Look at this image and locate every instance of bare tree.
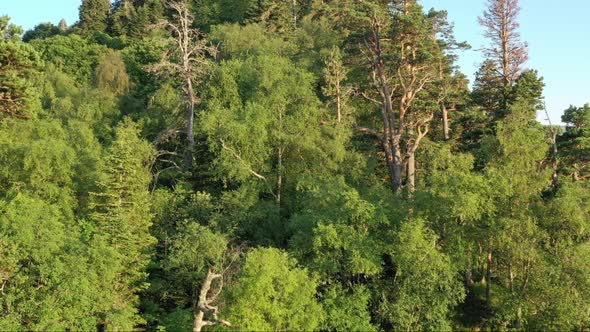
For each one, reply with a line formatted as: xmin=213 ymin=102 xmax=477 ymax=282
xmin=323 ymin=47 xmax=350 ymax=123
xmin=192 ymin=244 xmax=242 ymax=332
xmin=192 ymin=268 xmax=231 ymax=332
xmin=478 ymin=0 xmax=528 ymax=87
xmin=151 ymin=0 xmax=217 ymax=167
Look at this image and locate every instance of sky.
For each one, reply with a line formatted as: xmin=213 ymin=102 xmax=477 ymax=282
xmin=3 ymin=0 xmax=590 ymax=124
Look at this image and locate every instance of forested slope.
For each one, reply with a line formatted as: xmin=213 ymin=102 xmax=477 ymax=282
xmin=1 ymin=0 xmax=589 ymax=330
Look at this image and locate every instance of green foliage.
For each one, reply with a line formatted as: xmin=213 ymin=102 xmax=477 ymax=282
xmin=2 ymin=1 xmax=590 ymax=331
xmin=165 ymin=223 xmax=227 ymax=287
xmin=321 ymin=285 xmax=378 ymax=332
xmin=0 ymin=118 xmax=75 ymax=208
xmin=90 ymin=119 xmax=156 ymax=328
xmin=0 ymin=16 xmax=23 ymax=42
xmin=225 ymin=248 xmax=324 ymax=331
xmin=79 ymin=0 xmax=111 ymax=35
xmin=558 ymin=104 xmax=590 ymax=180
xmin=22 ymin=23 xmax=61 ymax=43
xmin=31 ymin=34 xmax=109 ymax=83
xmin=0 ymin=33 xmax=43 ymax=118
xmin=0 ymin=194 xmax=123 ymax=330
xmin=94 ymin=50 xmax=131 ymax=95
xmin=379 ymin=219 xmax=465 ymax=331
xmin=290 ymin=179 xmax=388 ymax=280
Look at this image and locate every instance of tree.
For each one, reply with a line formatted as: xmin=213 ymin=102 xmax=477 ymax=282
xmin=79 ymin=0 xmax=111 ymax=35
xmin=109 ymin=0 xmax=136 ymax=36
xmin=349 ymin=1 xmax=458 ymax=192
xmin=201 ymin=52 xmax=345 ymax=241
xmin=558 ymin=104 xmax=590 ymax=181
xmin=22 ymin=23 xmax=61 ymax=43
xmin=0 ymin=195 xmax=123 ymax=330
xmin=94 ymin=50 xmax=131 ymax=96
xmin=58 ymin=19 xmax=68 ymax=32
xmin=225 ymin=248 xmax=324 ymax=331
xmin=151 ymin=0 xmax=217 ymax=167
xmin=480 ymin=96 xmax=549 ymax=324
xmin=478 ymin=0 xmax=528 ymax=87
xmin=323 ymin=47 xmax=349 ymax=123
xmin=0 ymin=32 xmax=42 ymax=119
xmin=379 ymin=219 xmax=465 ymax=330
xmin=90 ymin=119 xmax=156 ymax=329
xmin=477 ymin=0 xmax=528 ymax=119
xmin=0 ymin=16 xmax=22 ymax=42
xmin=31 ymin=34 xmax=109 ymax=83
xmin=164 ymin=223 xmax=231 ymax=332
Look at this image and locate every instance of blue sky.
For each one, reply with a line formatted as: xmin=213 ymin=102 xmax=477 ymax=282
xmin=3 ymin=0 xmax=589 ymax=124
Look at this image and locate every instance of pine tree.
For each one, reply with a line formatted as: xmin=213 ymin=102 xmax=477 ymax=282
xmin=479 ymin=0 xmax=528 ymax=87
xmin=558 ymin=104 xmax=590 ymax=181
xmin=109 ymin=0 xmax=136 ymax=36
xmin=0 ymin=19 xmax=42 ymax=119
xmin=79 ymin=0 xmax=111 ymax=35
xmin=90 ymin=119 xmax=156 ymax=329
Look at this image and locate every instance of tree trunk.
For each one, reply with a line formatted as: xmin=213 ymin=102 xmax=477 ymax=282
xmin=192 ymin=269 xmax=230 ymax=332
xmin=407 ymin=150 xmax=416 ymax=193
xmin=186 ymin=101 xmax=195 ymax=167
xmin=277 ymin=147 xmax=283 ymax=209
xmin=193 ymin=270 xmax=217 ymax=332
xmin=336 ymin=81 xmax=342 ymax=123
xmin=442 ymin=103 xmax=450 ymax=140
xmin=485 ymin=250 xmax=493 ymax=312
xmin=391 ymin=136 xmax=403 ymax=191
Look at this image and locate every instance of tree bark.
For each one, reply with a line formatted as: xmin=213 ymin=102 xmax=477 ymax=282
xmin=442 ymin=103 xmax=450 ymax=140
xmin=406 ymin=149 xmax=416 ymax=193
xmin=192 ymin=269 xmax=231 ymax=332
xmin=485 ymin=250 xmax=493 ymax=312
xmin=186 ymin=100 xmax=195 ymax=167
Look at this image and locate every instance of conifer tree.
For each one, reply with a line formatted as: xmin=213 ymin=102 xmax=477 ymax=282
xmin=0 ymin=19 xmax=42 ymax=119
xmin=558 ymin=104 xmax=590 ymax=181
xmin=90 ymin=119 xmax=156 ymax=329
xmin=79 ymin=0 xmax=111 ymax=35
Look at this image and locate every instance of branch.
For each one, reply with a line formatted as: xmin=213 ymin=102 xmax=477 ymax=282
xmin=220 ymin=139 xmax=267 ymax=181
xmin=355 ymin=126 xmax=383 ymax=140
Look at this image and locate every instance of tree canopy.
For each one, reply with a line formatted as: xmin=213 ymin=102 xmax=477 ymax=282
xmin=0 ymin=1 xmax=589 ymax=330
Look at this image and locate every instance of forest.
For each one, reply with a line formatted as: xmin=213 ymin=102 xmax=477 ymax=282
xmin=1 ymin=0 xmax=589 ymax=330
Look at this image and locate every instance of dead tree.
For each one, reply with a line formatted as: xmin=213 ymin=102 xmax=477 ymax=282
xmin=478 ymin=0 xmax=528 ymax=87
xmin=192 ymin=268 xmax=231 ymax=332
xmin=151 ymin=0 xmax=217 ymax=168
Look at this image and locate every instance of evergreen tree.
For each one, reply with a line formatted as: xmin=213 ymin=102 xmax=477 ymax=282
xmin=558 ymin=104 xmax=590 ymax=181
xmin=90 ymin=119 xmax=156 ymax=329
xmin=79 ymin=0 xmax=111 ymax=35
xmin=109 ymin=0 xmax=136 ymax=36
xmin=0 ymin=28 xmax=42 ymax=119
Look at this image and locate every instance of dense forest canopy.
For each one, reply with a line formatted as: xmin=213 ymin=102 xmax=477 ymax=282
xmin=1 ymin=0 xmax=589 ymax=330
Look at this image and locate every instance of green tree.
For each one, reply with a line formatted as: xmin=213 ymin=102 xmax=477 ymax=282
xmin=225 ymin=247 xmax=324 ymax=331
xmin=79 ymin=0 xmax=111 ymax=35
xmin=0 ymin=194 xmax=123 ymax=330
xmin=0 ymin=19 xmax=42 ymax=119
xmin=558 ymin=104 xmax=590 ymax=181
xmin=22 ymin=23 xmax=61 ymax=43
xmin=109 ymin=0 xmax=136 ymax=36
xmin=90 ymin=119 xmax=156 ymax=329
xmin=201 ymin=53 xmax=345 ymax=244
xmin=379 ymin=219 xmax=465 ymax=331
xmin=151 ymin=0 xmax=216 ymax=167
xmin=94 ymin=50 xmax=131 ymax=96
xmin=31 ymin=34 xmax=109 ymax=83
